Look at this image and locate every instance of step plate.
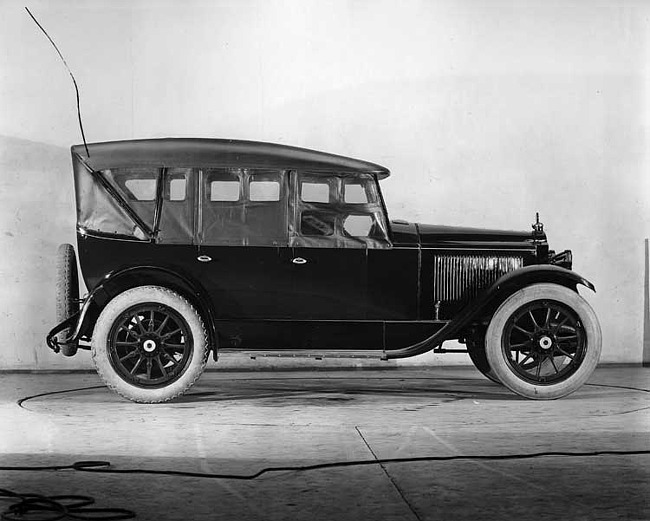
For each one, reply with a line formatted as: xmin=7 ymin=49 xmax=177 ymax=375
xmin=219 ymin=349 xmax=387 ymax=360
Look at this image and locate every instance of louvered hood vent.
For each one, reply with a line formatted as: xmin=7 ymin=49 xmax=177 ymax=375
xmin=433 ymin=254 xmax=523 ymax=302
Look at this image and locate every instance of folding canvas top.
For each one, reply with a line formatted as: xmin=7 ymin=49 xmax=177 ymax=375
xmin=71 ymin=138 xmax=390 ymax=179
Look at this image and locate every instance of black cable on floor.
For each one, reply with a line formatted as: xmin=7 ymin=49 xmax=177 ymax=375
xmin=1 ymin=450 xmax=649 ymax=482
xmin=0 ymin=486 xmax=135 ymax=520
xmin=2 ymin=451 xmax=648 ymax=518
xmin=17 ymin=386 xmax=105 ymax=409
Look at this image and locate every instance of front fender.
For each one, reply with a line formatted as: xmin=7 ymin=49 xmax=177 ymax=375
xmin=383 ymin=265 xmax=595 ymax=359
xmin=452 ymin=264 xmax=595 ymax=340
xmin=487 ymin=264 xmax=595 ymax=294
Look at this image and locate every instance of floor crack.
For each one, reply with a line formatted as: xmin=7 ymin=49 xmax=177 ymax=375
xmin=354 ymin=426 xmax=422 ymax=521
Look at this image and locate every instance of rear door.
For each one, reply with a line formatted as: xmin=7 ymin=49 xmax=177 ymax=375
xmin=196 ymin=168 xmax=294 ymax=319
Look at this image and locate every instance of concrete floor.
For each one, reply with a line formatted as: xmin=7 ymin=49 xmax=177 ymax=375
xmin=0 ymin=366 xmax=648 ymax=520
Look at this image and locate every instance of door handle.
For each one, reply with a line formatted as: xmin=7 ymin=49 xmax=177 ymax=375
xmin=291 ymin=257 xmax=307 ymax=265
xmin=197 ymin=255 xmax=212 ymax=263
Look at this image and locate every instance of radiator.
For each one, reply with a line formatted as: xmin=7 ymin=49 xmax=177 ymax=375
xmin=432 ymin=254 xmax=524 ymax=302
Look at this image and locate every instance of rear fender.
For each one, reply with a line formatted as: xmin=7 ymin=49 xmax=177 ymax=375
xmin=72 ymin=266 xmax=219 ymax=356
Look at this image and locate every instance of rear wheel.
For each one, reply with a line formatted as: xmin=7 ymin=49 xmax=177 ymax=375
xmin=55 ymin=243 xmax=79 ymax=356
xmin=485 ymin=283 xmax=601 ymax=400
xmin=92 ymin=286 xmax=209 ymax=403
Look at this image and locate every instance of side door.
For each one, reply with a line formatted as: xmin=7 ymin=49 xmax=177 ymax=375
xmin=196 ymin=168 xmax=294 ymax=319
xmin=287 ymin=172 xmax=380 ymax=321
xmin=288 ymin=246 xmax=368 ymax=320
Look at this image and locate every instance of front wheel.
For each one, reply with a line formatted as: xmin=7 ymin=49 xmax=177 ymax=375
xmin=466 ymin=335 xmax=501 ymax=385
xmin=92 ymin=286 xmax=209 ymax=403
xmin=485 ymin=283 xmax=601 ymax=400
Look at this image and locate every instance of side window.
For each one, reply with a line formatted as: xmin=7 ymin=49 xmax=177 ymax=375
xmin=250 ymin=179 xmax=280 ymax=201
xmin=301 ymin=180 xmax=331 ymax=203
xmin=243 ymin=170 xmax=286 ymax=244
xmin=164 ymin=171 xmax=189 ymax=201
xmin=210 ymin=180 xmax=241 ymax=201
xmin=343 ymin=215 xmax=373 ymax=237
xmin=169 ymin=177 xmax=187 ymax=201
xmin=102 ymin=167 xmax=160 ymax=230
xmin=124 ymin=178 xmax=157 ymax=201
xmin=293 ymin=171 xmax=390 ymax=249
xmin=201 ymin=168 xmax=288 ymax=246
xmin=343 ymin=182 xmax=369 ymax=204
xmin=158 ymin=168 xmax=194 ymax=244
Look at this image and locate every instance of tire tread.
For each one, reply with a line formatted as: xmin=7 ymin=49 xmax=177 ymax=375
xmin=56 ymin=243 xmax=79 ymax=357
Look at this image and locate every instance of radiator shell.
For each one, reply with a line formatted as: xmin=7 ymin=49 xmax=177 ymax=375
xmin=432 ymin=254 xmax=524 ymax=303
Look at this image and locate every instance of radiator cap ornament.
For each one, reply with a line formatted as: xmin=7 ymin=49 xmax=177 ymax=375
xmin=532 ymin=212 xmax=544 ymax=235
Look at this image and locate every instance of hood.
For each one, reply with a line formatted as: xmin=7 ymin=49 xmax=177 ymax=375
xmin=397 ymin=222 xmax=542 ymax=250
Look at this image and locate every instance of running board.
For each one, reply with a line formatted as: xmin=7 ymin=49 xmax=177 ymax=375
xmin=220 ymin=349 xmax=387 ymax=360
xmin=219 ymin=348 xmax=469 ymax=361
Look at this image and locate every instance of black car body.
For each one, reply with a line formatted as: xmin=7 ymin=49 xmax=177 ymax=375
xmin=48 ymin=138 xmax=601 ymax=402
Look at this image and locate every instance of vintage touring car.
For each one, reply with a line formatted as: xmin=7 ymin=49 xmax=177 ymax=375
xmin=47 ymin=138 xmax=601 ymax=402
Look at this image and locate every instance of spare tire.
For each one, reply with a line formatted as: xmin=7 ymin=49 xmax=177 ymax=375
xmin=56 ymin=243 xmax=79 ymax=356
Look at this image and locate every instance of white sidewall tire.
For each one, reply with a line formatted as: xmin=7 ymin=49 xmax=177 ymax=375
xmin=485 ymin=283 xmax=601 ymax=400
xmin=466 ymin=339 xmax=501 ymax=385
xmin=92 ymin=285 xmax=209 ymax=403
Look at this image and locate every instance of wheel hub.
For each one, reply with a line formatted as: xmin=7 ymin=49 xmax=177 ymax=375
xmin=142 ymin=339 xmax=157 ymax=353
xmin=108 ymin=303 xmax=194 ymax=390
xmin=503 ymin=298 xmax=588 ymax=387
xmin=538 ymin=335 xmax=553 ymax=350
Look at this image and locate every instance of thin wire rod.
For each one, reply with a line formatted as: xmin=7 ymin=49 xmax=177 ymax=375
xmin=25 ymin=6 xmax=90 ymax=156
